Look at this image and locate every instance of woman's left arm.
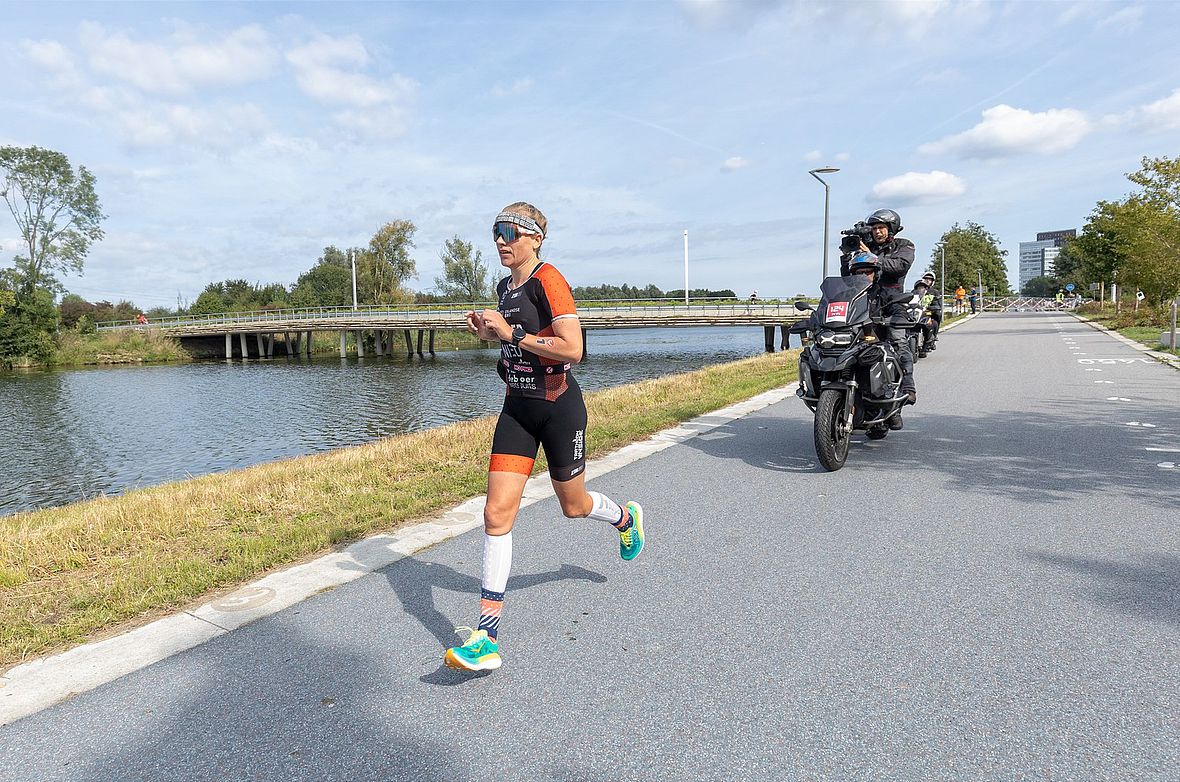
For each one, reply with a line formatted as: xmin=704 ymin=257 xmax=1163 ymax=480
xmin=479 ymin=309 xmax=584 ymax=363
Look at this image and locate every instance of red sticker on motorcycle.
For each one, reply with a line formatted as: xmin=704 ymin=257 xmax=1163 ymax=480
xmin=826 ymin=302 xmax=849 ymax=321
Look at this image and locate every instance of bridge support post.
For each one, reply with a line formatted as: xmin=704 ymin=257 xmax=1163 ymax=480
xmin=428 ymin=329 xmax=436 ymax=354
xmin=355 ymin=331 xmax=365 ymax=358
xmin=283 ymin=332 xmax=292 ymax=356
xmin=581 ymin=327 xmax=588 ymax=362
xmin=239 ymin=333 xmax=249 ymax=360
xmin=340 ymin=331 xmax=347 ymax=358
xmin=780 ymin=324 xmax=790 ymax=350
xmin=305 ymin=331 xmax=312 ymax=356
xmin=416 ymin=330 xmax=424 ymax=356
xmin=403 ymin=329 xmax=413 ymax=356
xmin=266 ymin=334 xmax=274 ymax=357
xmin=764 ymin=326 xmax=776 ymax=353
xmin=256 ymin=333 xmax=265 ymax=358
xmin=225 ymin=333 xmax=233 ymax=360
xmin=374 ymin=330 xmax=384 ymax=356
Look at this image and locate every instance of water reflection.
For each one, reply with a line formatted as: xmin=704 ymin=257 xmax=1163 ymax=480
xmin=0 ymin=327 xmax=770 ymax=515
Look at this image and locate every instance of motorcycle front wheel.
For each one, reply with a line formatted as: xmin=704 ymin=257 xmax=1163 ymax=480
xmin=814 ymin=388 xmax=850 ymax=471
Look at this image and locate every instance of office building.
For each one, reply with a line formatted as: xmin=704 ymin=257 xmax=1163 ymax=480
xmin=1019 ymin=229 xmax=1076 ymax=291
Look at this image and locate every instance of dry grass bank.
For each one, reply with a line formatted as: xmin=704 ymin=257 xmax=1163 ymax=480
xmin=0 ymin=351 xmax=797 ymax=667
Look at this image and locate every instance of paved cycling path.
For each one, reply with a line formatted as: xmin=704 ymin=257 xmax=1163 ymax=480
xmin=2 ymin=313 xmax=1177 ymax=781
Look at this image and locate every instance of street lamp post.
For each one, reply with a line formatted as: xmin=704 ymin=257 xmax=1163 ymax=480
xmin=937 ymin=243 xmax=946 ymax=303
xmin=683 ymin=229 xmax=689 ymax=305
xmin=350 ymin=249 xmax=359 ymax=311
xmin=808 ymin=167 xmax=840 ymax=279
xmin=976 ymin=268 xmax=983 ymax=314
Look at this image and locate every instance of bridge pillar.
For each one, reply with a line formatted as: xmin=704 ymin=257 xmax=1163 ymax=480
xmin=283 ymin=332 xmax=292 ymax=356
xmin=225 ymin=333 xmax=233 ymax=360
xmin=374 ymin=330 xmax=384 ymax=356
xmin=266 ymin=334 xmax=274 ymax=357
xmin=403 ymin=329 xmax=413 ymax=356
xmin=305 ymin=331 xmax=312 ymax=356
xmin=764 ymin=326 xmax=776 ymax=353
xmin=239 ymin=333 xmax=249 ymax=360
xmin=355 ymin=331 xmax=365 ymax=358
xmin=780 ymin=324 xmax=791 ymax=350
xmin=428 ymin=329 xmax=436 ymax=354
xmin=256 ymin=333 xmax=265 ymax=359
xmin=340 ymin=331 xmax=347 ymax=358
xmin=416 ymin=330 xmax=424 ymax=356
xmin=581 ymin=327 xmax=588 ymax=361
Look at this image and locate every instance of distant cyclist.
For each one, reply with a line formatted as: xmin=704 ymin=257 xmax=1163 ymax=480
xmin=446 ymin=201 xmax=645 ymax=673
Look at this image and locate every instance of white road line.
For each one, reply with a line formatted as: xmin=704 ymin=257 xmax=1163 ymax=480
xmin=1145 ymin=447 xmax=1180 ymax=453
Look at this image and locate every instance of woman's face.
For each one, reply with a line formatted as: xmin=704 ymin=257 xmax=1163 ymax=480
xmin=494 ymin=223 xmax=542 ymax=270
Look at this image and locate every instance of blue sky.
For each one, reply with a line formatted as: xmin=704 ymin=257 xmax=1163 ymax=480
xmin=1 ymin=0 xmax=1177 ymax=306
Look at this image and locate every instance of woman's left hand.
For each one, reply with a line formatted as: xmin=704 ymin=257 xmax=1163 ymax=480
xmin=479 ymin=309 xmax=510 ymax=340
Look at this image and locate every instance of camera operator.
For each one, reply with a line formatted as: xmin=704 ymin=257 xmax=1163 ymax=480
xmin=839 ymin=209 xmax=915 ymax=291
xmin=839 ymin=209 xmax=917 ymax=406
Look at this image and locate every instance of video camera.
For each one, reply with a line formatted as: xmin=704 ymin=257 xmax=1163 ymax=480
xmin=839 ymin=221 xmax=874 ymax=254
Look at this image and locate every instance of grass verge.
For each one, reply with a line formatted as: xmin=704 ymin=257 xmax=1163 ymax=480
xmin=0 ymin=351 xmax=797 ymax=668
xmin=49 ymin=329 xmax=192 ymax=367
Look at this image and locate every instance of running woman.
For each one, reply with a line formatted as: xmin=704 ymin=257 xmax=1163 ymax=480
xmin=444 ymin=202 xmax=644 ymax=672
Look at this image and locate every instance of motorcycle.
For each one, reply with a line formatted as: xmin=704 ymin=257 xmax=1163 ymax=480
xmin=790 ymin=276 xmax=912 ymax=471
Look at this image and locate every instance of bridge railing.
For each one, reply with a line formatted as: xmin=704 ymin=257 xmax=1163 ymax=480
xmin=96 ymin=298 xmax=806 ymax=330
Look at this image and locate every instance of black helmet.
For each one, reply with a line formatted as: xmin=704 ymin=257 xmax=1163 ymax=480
xmin=866 ymin=208 xmax=903 ymax=235
xmin=847 ymin=252 xmax=881 ymax=274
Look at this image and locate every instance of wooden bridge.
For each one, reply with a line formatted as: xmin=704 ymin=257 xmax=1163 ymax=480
xmin=101 ymin=300 xmax=811 ymax=360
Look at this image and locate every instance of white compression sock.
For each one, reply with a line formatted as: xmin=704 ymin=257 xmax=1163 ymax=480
xmin=482 ymin=531 xmax=512 ymax=593
xmin=586 ymin=491 xmax=624 ymax=524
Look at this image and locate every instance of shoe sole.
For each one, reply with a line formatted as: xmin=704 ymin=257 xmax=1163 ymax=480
xmin=444 ymin=649 xmax=502 ymax=671
xmin=621 ymin=501 xmax=644 ymax=561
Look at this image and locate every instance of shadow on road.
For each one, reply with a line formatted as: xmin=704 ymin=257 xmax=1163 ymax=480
xmin=683 ymin=402 xmax=1177 ymax=509
xmin=376 ymin=556 xmax=607 ymax=648
xmin=1030 ymin=551 xmax=1180 ymax=627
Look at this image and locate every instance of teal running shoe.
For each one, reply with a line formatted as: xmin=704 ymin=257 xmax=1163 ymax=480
xmin=619 ymin=501 xmax=644 ymax=561
xmin=444 ymin=627 xmax=501 ymax=671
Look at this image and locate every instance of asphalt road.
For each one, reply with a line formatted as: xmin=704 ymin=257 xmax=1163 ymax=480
xmin=2 ymin=313 xmax=1177 ymax=781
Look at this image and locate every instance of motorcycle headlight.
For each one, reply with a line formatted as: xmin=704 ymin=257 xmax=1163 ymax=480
xmin=816 ymin=330 xmax=853 ymax=348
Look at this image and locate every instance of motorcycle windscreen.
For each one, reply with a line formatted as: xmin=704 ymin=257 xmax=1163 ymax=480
xmin=817 ymin=275 xmax=871 ymax=326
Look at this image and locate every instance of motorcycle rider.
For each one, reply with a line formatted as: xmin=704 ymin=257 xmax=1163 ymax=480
xmin=845 ymin=252 xmax=914 ymax=430
xmin=841 ymin=208 xmax=917 ymax=405
xmin=912 ymin=272 xmax=941 ymax=356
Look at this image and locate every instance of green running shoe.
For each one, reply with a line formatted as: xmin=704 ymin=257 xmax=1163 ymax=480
xmin=619 ymin=501 xmax=644 ymax=561
xmin=444 ymin=627 xmax=501 ymax=671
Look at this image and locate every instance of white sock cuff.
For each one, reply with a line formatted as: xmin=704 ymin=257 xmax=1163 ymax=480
xmin=482 ymin=531 xmax=512 ymax=594
xmin=586 ymin=491 xmax=624 ymax=523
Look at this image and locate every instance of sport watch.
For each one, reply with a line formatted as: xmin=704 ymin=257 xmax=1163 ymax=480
xmin=511 ymin=324 xmax=526 ymax=346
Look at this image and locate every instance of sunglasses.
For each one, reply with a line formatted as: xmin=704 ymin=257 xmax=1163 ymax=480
xmin=850 ymin=268 xmax=876 ymax=276
xmin=493 ymin=222 xmax=536 ymax=244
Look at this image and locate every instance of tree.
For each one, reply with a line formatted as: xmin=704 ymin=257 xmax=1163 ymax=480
xmin=434 ymin=236 xmax=490 ymax=301
xmin=924 ymin=222 xmax=1011 ymax=295
xmin=59 ymin=292 xmax=97 ymax=328
xmin=357 ymin=219 xmax=417 ymax=305
xmin=0 ymin=287 xmax=58 ymax=365
xmin=1021 ymin=275 xmax=1058 ymax=297
xmin=291 ymin=262 xmax=352 ymax=308
xmin=0 ymin=146 xmax=105 ymax=295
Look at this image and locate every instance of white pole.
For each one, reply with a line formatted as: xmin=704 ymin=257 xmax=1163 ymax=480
xmin=350 ymin=249 xmax=358 ymax=310
xmin=683 ymin=229 xmax=689 ymax=305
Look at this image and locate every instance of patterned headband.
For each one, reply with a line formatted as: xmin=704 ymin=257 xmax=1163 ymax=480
xmin=494 ymin=212 xmax=544 ymax=238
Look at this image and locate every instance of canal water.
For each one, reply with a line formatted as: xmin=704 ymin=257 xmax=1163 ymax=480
xmin=1 ymin=327 xmax=772 ymax=515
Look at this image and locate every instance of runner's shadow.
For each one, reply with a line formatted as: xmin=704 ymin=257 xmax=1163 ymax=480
xmin=378 ymin=556 xmax=607 ymax=648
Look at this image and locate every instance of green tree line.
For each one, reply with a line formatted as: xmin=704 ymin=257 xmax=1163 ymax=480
xmin=1021 ymin=156 xmax=1180 ymax=305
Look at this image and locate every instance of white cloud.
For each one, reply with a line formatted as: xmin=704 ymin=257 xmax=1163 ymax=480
xmin=492 ymin=78 xmax=535 ymax=98
xmin=677 ymin=0 xmax=788 ymax=31
xmin=917 ymin=67 xmax=961 ymax=86
xmin=78 ymin=22 xmax=279 ymax=95
xmin=1140 ymin=88 xmax=1180 ymax=132
xmin=721 ymin=156 xmax=750 ymax=172
xmin=117 ymin=102 xmax=271 ymax=151
xmin=834 ymin=152 xmax=850 ymax=162
xmin=287 ymin=34 xmax=413 ymax=108
xmin=22 ymin=39 xmax=76 ymax=75
xmin=870 ymin=170 xmax=966 ymax=205
xmin=1097 ymin=5 xmax=1144 ymax=32
xmin=919 ymin=104 xmax=1091 ymax=158
xmin=803 ymin=149 xmax=823 ymax=162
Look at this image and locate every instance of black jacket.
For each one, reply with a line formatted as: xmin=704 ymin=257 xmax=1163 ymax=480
xmin=841 ymin=237 xmax=915 ymax=290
